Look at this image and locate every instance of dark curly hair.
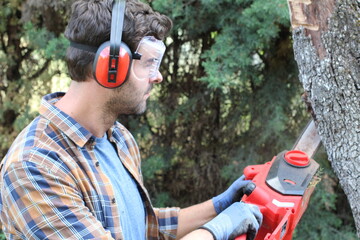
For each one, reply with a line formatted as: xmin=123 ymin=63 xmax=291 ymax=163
xmin=64 ymin=0 xmax=173 ymax=82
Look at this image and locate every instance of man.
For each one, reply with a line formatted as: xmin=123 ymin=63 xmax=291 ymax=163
xmin=0 ymin=0 xmax=262 ymax=239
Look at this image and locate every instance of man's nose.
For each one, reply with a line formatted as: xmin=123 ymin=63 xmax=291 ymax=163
xmin=150 ymin=71 xmax=163 ymax=83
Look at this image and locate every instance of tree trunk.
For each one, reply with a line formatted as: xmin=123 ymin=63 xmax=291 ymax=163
xmin=287 ymin=0 xmax=360 ymax=236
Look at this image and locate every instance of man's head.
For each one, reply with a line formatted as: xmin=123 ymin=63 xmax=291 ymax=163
xmin=64 ymin=0 xmax=172 ymax=82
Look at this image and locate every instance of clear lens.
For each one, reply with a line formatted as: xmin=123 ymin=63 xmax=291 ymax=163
xmin=131 ymin=36 xmax=166 ymax=80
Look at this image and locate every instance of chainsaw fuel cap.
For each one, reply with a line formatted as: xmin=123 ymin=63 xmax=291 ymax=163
xmin=265 ymin=150 xmax=319 ymax=195
xmin=284 ymin=150 xmax=310 ymax=167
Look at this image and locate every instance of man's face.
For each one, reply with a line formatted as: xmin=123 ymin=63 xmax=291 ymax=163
xmin=106 ymin=68 xmax=162 ymax=116
xmin=104 ymin=37 xmax=165 ymax=117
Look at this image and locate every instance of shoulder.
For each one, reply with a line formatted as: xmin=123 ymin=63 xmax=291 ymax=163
xmin=112 ymin=121 xmax=142 ymax=169
xmin=113 ymin=121 xmax=133 ymax=137
xmin=112 ymin=122 xmax=139 ymax=148
xmin=2 ymin=115 xmax=73 ymax=176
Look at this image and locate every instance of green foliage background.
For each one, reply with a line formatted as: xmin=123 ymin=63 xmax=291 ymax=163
xmin=0 ymin=0 xmax=356 ymax=239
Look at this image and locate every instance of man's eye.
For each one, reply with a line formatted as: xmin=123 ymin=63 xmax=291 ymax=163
xmin=145 ymin=58 xmax=159 ymax=66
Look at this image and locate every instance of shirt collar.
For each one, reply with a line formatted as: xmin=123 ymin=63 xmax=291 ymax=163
xmin=39 ymin=92 xmax=93 ymax=148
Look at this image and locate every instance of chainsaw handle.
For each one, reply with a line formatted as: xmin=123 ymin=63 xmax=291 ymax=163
xmin=233 ymin=183 xmax=257 ymax=240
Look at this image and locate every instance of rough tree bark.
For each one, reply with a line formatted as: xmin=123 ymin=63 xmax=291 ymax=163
xmin=287 ymin=0 xmax=360 ymax=236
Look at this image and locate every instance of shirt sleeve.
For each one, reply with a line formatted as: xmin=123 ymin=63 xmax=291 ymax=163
xmin=153 ymin=207 xmax=180 ymax=240
xmin=0 ymin=160 xmax=114 ymax=240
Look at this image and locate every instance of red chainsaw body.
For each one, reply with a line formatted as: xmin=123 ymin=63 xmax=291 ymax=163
xmin=236 ymin=150 xmax=319 ymax=240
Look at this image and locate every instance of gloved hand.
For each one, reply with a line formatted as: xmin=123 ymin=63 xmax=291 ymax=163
xmin=200 ymin=202 xmax=262 ymax=240
xmin=212 ymin=175 xmax=250 ymax=214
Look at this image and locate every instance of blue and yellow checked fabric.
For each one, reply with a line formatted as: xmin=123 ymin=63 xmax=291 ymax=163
xmin=0 ymin=92 xmax=179 ymax=240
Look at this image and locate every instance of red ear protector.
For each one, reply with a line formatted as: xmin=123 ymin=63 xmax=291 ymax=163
xmin=70 ymin=0 xmax=138 ymax=88
xmin=93 ymin=40 xmax=131 ymax=88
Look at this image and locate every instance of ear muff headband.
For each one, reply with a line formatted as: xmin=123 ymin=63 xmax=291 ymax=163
xmin=92 ymin=0 xmax=131 ymax=88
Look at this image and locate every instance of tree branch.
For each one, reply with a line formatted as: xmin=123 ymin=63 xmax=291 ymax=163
xmin=29 ymin=59 xmax=51 ymax=80
xmin=0 ymin=33 xmax=6 ymax=54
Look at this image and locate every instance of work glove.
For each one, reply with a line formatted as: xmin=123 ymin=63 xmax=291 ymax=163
xmin=200 ymin=202 xmax=262 ymax=240
xmin=212 ymin=175 xmax=250 ymax=214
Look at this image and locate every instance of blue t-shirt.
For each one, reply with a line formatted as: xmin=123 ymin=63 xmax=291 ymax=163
xmin=94 ymin=133 xmax=145 ymax=240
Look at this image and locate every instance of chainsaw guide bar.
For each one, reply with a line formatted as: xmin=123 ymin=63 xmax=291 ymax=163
xmin=292 ymin=120 xmax=321 ymax=159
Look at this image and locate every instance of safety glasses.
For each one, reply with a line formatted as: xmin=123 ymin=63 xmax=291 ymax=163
xmin=131 ymin=36 xmax=166 ymax=80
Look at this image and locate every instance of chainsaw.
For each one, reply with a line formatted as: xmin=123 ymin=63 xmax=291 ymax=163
xmin=236 ymin=120 xmax=322 ymax=240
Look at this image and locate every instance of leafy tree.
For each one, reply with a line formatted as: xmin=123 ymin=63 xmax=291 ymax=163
xmin=0 ymin=0 xmax=70 ymax=157
xmin=139 ymin=0 xmax=308 ymax=206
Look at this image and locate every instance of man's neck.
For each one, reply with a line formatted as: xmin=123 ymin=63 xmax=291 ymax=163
xmin=55 ymin=81 xmax=116 ymax=138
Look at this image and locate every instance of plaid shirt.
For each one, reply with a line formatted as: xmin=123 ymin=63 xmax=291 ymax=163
xmin=0 ymin=92 xmax=179 ymax=240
